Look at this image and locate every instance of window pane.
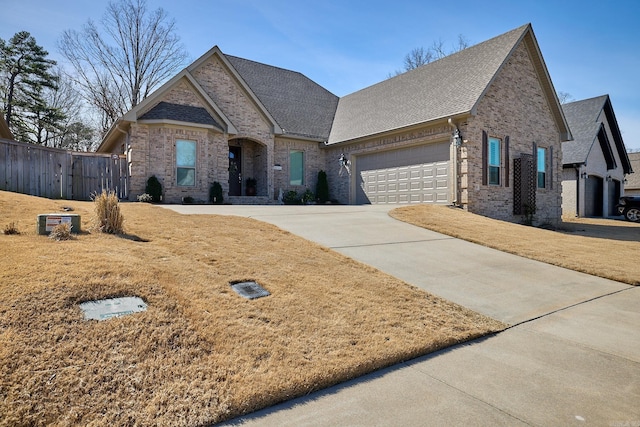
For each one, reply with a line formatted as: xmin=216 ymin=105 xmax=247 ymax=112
xmin=489 ymin=166 xmax=500 ymax=185
xmin=488 ymin=137 xmax=500 ymax=185
xmin=537 ymin=147 xmax=546 ymax=172
xmin=176 ymin=140 xmax=196 ymax=167
xmin=177 ymin=168 xmax=195 ymax=186
xmin=537 ymin=147 xmax=546 ymax=188
xmin=290 ymin=150 xmax=304 ymax=185
xmin=538 ymin=172 xmax=546 ymax=188
xmin=489 ymin=138 xmax=500 ymax=166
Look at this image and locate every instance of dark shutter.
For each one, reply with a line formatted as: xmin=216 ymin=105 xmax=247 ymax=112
xmin=532 ymin=141 xmax=537 ymax=190
xmin=504 ymin=136 xmax=510 ymax=188
xmin=549 ymin=145 xmax=553 ymax=189
xmin=482 ymin=130 xmax=488 ymax=186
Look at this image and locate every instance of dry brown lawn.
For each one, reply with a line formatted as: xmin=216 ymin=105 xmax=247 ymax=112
xmin=391 ymin=205 xmax=640 ymax=286
xmin=0 ymin=191 xmax=504 ymax=426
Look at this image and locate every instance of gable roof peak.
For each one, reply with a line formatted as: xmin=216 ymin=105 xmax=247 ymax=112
xmin=562 ymin=94 xmax=632 ymax=173
xmin=564 ymin=94 xmax=609 ymax=110
xmin=328 ymin=23 xmax=570 ymax=144
xmin=224 ymin=54 xmax=339 ymax=140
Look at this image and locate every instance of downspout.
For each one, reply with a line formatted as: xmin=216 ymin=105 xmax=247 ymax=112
xmin=448 ymin=118 xmax=460 ymax=206
xmin=114 ymin=122 xmax=129 ymax=154
xmin=115 ymin=122 xmax=131 ymax=199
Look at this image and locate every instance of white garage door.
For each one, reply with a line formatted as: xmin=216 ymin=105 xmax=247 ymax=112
xmin=355 ymin=143 xmax=450 ymax=204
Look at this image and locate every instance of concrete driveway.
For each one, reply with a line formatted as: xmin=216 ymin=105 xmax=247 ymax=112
xmin=163 ymin=204 xmax=640 ymax=426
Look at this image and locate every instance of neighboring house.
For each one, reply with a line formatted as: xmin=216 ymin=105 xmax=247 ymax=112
xmin=97 ymin=23 xmax=570 ymax=224
xmin=561 ymin=95 xmax=633 ymax=217
xmin=0 ymin=115 xmax=13 ymax=140
xmin=625 ymin=152 xmax=640 ymax=196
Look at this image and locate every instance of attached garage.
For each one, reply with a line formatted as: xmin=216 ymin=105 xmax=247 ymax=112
xmin=355 ymin=142 xmax=450 ymax=204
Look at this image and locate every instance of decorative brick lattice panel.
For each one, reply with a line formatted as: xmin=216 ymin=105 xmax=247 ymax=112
xmin=513 ymin=154 xmax=536 ymax=215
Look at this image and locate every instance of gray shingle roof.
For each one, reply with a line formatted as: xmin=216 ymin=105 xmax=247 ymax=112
xmin=226 ymin=55 xmax=339 ymax=140
xmin=139 ymin=101 xmax=220 ymax=128
xmin=561 ymin=95 xmax=609 ymax=165
xmin=627 ymin=152 xmax=640 ymax=190
xmin=327 ymin=24 xmax=530 ymax=144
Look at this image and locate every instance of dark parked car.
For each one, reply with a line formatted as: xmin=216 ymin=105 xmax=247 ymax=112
xmin=616 ymin=196 xmax=640 ymax=222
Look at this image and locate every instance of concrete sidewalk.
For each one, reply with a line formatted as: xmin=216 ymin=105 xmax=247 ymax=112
xmin=162 ymin=204 xmax=640 ymax=426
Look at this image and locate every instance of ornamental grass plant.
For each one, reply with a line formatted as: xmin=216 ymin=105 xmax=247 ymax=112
xmin=92 ymin=189 xmax=124 ymax=234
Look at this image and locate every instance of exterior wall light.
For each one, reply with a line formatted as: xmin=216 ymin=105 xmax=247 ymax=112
xmin=452 ymin=128 xmax=462 ymax=146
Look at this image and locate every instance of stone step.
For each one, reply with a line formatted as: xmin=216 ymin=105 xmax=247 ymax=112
xmin=227 ymin=196 xmax=274 ymax=205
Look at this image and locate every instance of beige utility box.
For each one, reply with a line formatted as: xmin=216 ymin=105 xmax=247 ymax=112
xmin=37 ymin=214 xmax=81 ymax=235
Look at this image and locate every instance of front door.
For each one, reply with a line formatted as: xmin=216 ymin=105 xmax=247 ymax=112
xmin=229 ymin=146 xmax=242 ymax=196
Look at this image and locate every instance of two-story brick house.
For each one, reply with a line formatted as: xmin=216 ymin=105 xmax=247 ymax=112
xmin=97 ymin=23 xmax=571 ymax=224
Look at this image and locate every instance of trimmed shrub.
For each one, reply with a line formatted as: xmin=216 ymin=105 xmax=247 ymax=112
xmin=92 ymin=190 xmax=124 ymax=234
xmin=302 ymin=188 xmax=315 ymax=204
xmin=315 ymin=170 xmax=329 ymax=203
xmin=137 ymin=193 xmax=153 ymax=203
xmin=283 ymin=190 xmax=300 ymax=205
xmin=145 ymin=176 xmax=163 ymax=203
xmin=209 ymin=182 xmax=223 ymax=204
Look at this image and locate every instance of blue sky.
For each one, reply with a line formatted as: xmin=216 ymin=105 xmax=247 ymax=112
xmin=2 ymin=0 xmax=639 ymax=149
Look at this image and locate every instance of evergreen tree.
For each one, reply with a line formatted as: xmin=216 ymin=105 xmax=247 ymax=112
xmin=0 ymin=31 xmax=61 ymax=143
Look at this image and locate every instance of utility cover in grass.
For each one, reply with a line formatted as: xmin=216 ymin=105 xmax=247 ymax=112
xmin=231 ymin=281 xmax=270 ymax=299
xmin=79 ymin=296 xmax=147 ymax=321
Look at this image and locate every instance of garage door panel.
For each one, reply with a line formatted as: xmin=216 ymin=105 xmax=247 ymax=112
xmin=423 ymin=168 xmax=435 ymax=178
xmin=356 ymin=142 xmax=450 ymax=205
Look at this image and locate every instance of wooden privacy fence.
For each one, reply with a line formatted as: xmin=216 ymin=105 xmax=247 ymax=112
xmin=0 ymin=138 xmax=128 ymax=201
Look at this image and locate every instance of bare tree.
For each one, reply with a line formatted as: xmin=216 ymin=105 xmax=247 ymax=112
xmin=402 ymin=46 xmax=434 ymax=71
xmin=59 ymin=0 xmax=189 ymax=133
xmin=390 ymin=34 xmax=470 ymax=77
xmin=557 ymin=91 xmax=575 ymax=104
xmin=42 ymin=68 xmax=99 ymax=150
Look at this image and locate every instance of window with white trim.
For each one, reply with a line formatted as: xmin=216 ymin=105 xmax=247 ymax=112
xmin=176 ymin=139 xmax=196 ymax=186
xmin=488 ymin=137 xmax=501 ymax=185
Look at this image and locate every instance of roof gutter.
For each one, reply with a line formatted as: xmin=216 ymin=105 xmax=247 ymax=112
xmin=326 ymin=114 xmax=471 ymax=148
xmin=97 ymin=119 xmax=130 ymax=153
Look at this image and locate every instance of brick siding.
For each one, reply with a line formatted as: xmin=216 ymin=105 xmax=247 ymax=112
xmin=459 ymin=42 xmax=563 ymax=224
xmin=121 ymin=42 xmax=564 ymax=222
